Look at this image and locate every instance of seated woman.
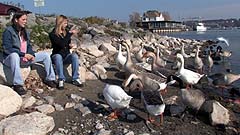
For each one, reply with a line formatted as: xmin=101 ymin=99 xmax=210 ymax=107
xmin=49 ymin=15 xmax=83 ymax=89
xmin=2 ymin=11 xmax=56 ymax=95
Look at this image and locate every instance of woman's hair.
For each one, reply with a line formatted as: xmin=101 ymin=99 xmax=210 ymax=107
xmin=55 ymin=15 xmax=68 ymax=37
xmin=11 ymin=11 xmax=28 ymax=40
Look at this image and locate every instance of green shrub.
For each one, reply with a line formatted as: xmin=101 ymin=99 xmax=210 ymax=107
xmin=30 ymin=25 xmax=52 ymax=49
xmin=83 ymin=16 xmax=105 ymax=25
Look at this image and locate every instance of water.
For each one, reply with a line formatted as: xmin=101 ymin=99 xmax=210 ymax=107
xmin=165 ymin=29 xmax=240 ymax=87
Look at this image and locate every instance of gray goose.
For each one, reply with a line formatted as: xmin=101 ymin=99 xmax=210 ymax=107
xmin=194 ymin=46 xmax=204 ymax=74
xmin=143 ymin=51 xmax=176 ymax=79
xmin=168 ymin=75 xmax=206 ymax=117
xmin=208 ymin=72 xmax=240 ymax=95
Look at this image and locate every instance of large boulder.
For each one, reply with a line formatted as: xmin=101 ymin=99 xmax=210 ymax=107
xmin=0 ymin=84 xmax=22 ymax=116
xmin=201 ymin=100 xmax=230 ymax=125
xmin=0 ymin=112 xmax=55 ymax=135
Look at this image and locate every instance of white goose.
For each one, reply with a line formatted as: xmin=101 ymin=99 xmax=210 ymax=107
xmin=135 ymin=43 xmax=144 ymax=63
xmin=181 ymin=44 xmax=191 ymax=58
xmin=176 ymin=53 xmax=205 ymax=88
xmin=156 ymin=47 xmax=166 ymax=67
xmin=103 ymin=84 xmax=132 ymax=120
xmin=206 ymin=50 xmax=213 ymax=73
xmin=115 ymin=43 xmax=127 ymax=70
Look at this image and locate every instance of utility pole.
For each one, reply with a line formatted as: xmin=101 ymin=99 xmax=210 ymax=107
xmin=33 ymin=0 xmax=45 ymax=16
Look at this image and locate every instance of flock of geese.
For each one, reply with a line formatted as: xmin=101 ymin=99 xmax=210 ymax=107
xmin=102 ymin=37 xmax=240 ymax=127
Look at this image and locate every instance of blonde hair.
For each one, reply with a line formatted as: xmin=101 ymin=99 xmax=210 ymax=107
xmin=55 ymin=15 xmax=68 ymax=37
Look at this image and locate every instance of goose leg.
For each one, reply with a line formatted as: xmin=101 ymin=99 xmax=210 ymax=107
xmin=108 ymin=109 xmax=120 ymax=121
xmin=147 ymin=113 xmax=155 ymax=123
xmin=160 ymin=113 xmax=164 ymax=125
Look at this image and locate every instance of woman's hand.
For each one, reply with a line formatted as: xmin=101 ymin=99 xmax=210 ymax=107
xmin=69 ymin=29 xmax=79 ymax=35
xmin=24 ymin=54 xmax=35 ymax=61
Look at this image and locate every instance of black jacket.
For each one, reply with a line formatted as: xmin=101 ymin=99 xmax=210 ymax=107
xmin=49 ymin=29 xmax=72 ymax=58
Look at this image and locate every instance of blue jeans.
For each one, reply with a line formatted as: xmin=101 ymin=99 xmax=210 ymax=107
xmin=51 ymin=53 xmax=80 ymax=81
xmin=3 ymin=52 xmax=56 ymax=85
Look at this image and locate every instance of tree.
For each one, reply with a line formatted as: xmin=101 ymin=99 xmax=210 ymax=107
xmin=129 ymin=12 xmax=141 ymax=28
xmin=162 ymin=11 xmax=171 ymax=21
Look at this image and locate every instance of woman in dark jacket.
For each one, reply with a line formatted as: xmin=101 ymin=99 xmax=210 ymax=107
xmin=2 ymin=11 xmax=56 ymax=95
xmin=49 ymin=15 xmax=83 ymax=89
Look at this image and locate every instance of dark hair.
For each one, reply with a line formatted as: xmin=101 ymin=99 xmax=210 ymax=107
xmin=11 ymin=11 xmax=28 ymax=40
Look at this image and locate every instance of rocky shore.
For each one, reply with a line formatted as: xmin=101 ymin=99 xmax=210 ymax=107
xmin=0 ymin=14 xmax=239 ymax=135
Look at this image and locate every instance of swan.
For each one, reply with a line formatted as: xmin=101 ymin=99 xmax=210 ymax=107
xmin=103 ymin=84 xmax=133 ymax=120
xmin=217 ymin=37 xmax=229 ymax=46
xmin=169 ymin=75 xmax=206 ymax=117
xmin=194 ymin=46 xmax=204 ymax=73
xmin=115 ymin=43 xmax=127 ymax=70
xmin=176 ymin=53 xmax=205 ymax=88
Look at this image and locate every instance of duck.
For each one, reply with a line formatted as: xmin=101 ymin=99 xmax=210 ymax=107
xmin=181 ymin=44 xmax=191 ymax=58
xmin=194 ymin=46 xmax=204 ymax=73
xmin=169 ymin=75 xmax=206 ymax=117
xmin=115 ymin=43 xmax=127 ymax=70
xmin=143 ymin=51 xmax=176 ymax=79
xmin=176 ymin=53 xmax=205 ymax=89
xmin=103 ymin=84 xmax=133 ymax=120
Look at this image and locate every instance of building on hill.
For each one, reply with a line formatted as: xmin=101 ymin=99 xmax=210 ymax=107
xmin=136 ymin=10 xmax=187 ymax=33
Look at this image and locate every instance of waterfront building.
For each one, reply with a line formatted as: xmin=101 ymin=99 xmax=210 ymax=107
xmin=136 ymin=10 xmax=187 ymax=33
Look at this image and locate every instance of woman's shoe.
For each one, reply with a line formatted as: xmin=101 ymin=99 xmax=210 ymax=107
xmin=72 ymin=79 xmax=84 ymax=87
xmin=58 ymin=80 xmax=64 ymax=90
xmin=13 ymin=85 xmax=27 ymax=95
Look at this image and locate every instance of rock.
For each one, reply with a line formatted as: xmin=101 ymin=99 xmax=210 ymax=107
xmin=21 ymin=96 xmax=37 ymax=109
xmin=0 ymin=62 xmax=31 ymax=85
xmin=0 ymin=84 xmax=22 ymax=116
xmin=85 ymin=71 xmax=98 ymax=80
xmin=79 ymin=66 xmax=86 ymax=83
xmin=44 ymin=96 xmax=55 ymax=105
xmin=0 ymin=112 xmax=55 ymax=135
xmin=94 ymin=129 xmax=111 ymax=135
xmin=53 ymin=103 xmax=64 ymax=111
xmin=201 ymin=100 xmax=230 ymax=125
xmin=95 ymin=123 xmax=104 ymax=130
xmin=65 ymin=102 xmax=76 ymax=108
xmin=99 ymin=43 xmax=117 ymax=54
xmin=170 ymin=104 xmax=185 ymax=117
xmin=127 ymin=114 xmax=137 ymax=121
xmin=90 ymin=64 xmax=107 ymax=80
xmin=35 ymin=104 xmax=55 ymax=114
xmin=87 ymin=46 xmax=104 ymax=57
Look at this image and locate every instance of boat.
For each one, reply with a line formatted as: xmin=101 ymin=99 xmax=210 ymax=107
xmin=195 ymin=23 xmax=207 ymax=32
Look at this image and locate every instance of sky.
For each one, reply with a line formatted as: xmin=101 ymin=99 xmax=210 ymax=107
xmin=4 ymin=0 xmax=240 ymax=22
